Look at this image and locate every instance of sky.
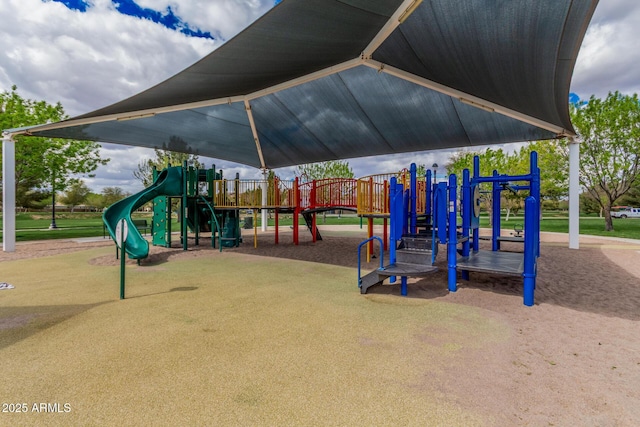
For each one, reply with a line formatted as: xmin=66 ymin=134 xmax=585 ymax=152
xmin=1 ymin=0 xmax=639 ymax=194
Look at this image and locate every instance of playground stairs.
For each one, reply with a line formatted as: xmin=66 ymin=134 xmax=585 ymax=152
xmin=360 ymin=234 xmax=438 ymax=294
xmin=414 ymin=216 xmax=432 ymax=234
xmin=302 ymin=211 xmax=323 ymax=241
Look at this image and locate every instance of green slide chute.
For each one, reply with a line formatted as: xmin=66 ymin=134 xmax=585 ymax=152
xmin=103 ymin=167 xmax=183 ymax=259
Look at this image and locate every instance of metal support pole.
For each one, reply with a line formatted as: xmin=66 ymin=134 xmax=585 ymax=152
xmin=274 ymin=209 xmax=279 ymax=244
xmin=447 ymin=174 xmax=458 ymax=292
xmin=425 ymin=169 xmax=432 ymax=227
xmin=523 ymin=197 xmax=537 ymax=306
xmin=530 ymin=151 xmax=541 ymax=257
xmin=182 ymin=161 xmax=188 ymax=251
xmin=389 ymin=177 xmax=398 ymax=285
xmin=472 ymin=156 xmax=480 ymax=252
xmin=293 ymin=177 xmax=299 ymax=245
xmin=492 ymin=170 xmax=501 ymax=251
xmin=568 ymin=139 xmax=580 ymax=249
xmin=367 ymin=217 xmax=374 ymax=263
xmin=120 ymin=221 xmax=126 ymax=300
xmin=461 ymin=169 xmax=471 ymax=281
xmin=409 ymin=163 xmax=417 ymax=234
xmin=49 ymin=171 xmax=58 ymax=229
xmin=261 ymin=169 xmax=268 ymax=232
xmin=2 ymin=134 xmax=16 ymax=252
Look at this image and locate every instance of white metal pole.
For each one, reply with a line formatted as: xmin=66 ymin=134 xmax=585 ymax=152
xmin=568 ymin=138 xmax=580 ymax=249
xmin=2 ymin=133 xmax=16 ymax=252
xmin=261 ymin=169 xmax=268 ymax=232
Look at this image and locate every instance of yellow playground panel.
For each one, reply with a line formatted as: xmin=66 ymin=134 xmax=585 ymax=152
xmin=357 ymin=171 xmax=427 ymax=216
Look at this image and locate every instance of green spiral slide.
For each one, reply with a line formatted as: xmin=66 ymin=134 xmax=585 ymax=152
xmin=103 ymin=166 xmax=183 ymax=259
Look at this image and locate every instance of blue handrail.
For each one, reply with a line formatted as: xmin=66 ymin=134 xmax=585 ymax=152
xmin=357 ymin=236 xmax=384 ymax=289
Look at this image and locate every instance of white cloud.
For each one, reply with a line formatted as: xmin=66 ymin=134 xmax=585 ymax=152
xmin=80 ymin=145 xmax=155 ymax=193
xmin=572 ymin=1 xmax=640 ymax=99
xmin=0 ymin=0 xmax=217 ymax=115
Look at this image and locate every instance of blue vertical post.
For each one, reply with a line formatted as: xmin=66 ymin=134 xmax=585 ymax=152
xmin=409 ymin=163 xmax=417 ymax=234
xmin=389 ymin=177 xmax=398 ymax=284
xmin=530 ymin=151 xmax=541 ymax=257
xmin=461 ymin=169 xmax=471 ymax=281
xmin=472 ymin=156 xmax=480 ymax=252
xmin=523 ymin=196 xmax=536 ymax=306
xmin=492 ymin=170 xmax=501 ymax=252
xmin=447 ymin=174 xmax=458 ymax=292
xmin=400 ymin=185 xmax=409 ymax=295
xmin=402 ymin=190 xmax=409 ymax=237
xmin=425 ymin=169 xmax=432 ymax=227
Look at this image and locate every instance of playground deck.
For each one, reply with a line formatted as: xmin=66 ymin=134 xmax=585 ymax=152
xmin=456 ymin=251 xmax=524 ymax=276
xmin=378 ymin=263 xmax=438 ymax=277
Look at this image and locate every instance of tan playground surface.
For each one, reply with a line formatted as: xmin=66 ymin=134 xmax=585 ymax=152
xmin=1 ymin=226 xmax=639 ymax=426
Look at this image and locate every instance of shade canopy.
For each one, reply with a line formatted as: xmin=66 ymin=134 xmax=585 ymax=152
xmin=17 ymin=0 xmax=598 ymax=169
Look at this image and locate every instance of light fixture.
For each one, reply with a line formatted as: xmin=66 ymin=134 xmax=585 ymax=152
xmin=398 ymin=0 xmax=423 ymax=24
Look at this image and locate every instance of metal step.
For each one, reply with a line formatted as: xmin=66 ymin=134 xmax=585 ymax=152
xmin=359 ymin=264 xmax=438 ymax=294
xmin=377 ymin=263 xmax=438 ymax=277
xmin=359 ymin=270 xmax=386 ymax=294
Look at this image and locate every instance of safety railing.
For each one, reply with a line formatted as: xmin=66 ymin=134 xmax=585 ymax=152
xmin=357 ymin=236 xmax=385 ymax=290
xmin=209 ymin=172 xmax=425 ymax=214
xmin=298 ymin=178 xmax=358 ymax=210
xmin=212 ymin=178 xmax=297 ymax=209
xmin=357 ymin=170 xmax=428 ymax=216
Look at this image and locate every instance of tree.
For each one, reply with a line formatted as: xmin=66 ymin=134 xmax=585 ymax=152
xmin=615 ymin=170 xmax=640 ymax=207
xmin=1 ymin=86 xmax=109 ymax=213
xmin=85 ymin=192 xmax=105 ymax=210
xmin=516 ymin=141 xmax=568 ymax=203
xmin=296 ymin=160 xmax=354 ymax=222
xmin=296 ymin=160 xmax=354 ymax=180
xmin=446 ymin=148 xmax=510 ymax=220
xmin=580 ymin=192 xmax=601 ymax=215
xmin=133 ymin=146 xmax=203 ymax=187
xmin=60 ymin=179 xmax=91 ymax=212
xmin=446 ymin=147 xmax=510 ymax=182
xmin=101 ymin=187 xmax=129 ymax=208
xmin=567 ymin=92 xmax=640 ymax=231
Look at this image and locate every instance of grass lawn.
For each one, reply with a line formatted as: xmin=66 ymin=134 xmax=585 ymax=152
xmin=0 ymin=212 xmax=155 ymax=242
xmin=482 ymin=216 xmax=640 ymax=240
xmin=1 ymin=211 xmax=639 ymax=242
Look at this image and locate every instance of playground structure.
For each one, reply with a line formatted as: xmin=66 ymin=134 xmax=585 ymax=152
xmin=102 ymin=162 xmax=417 ymax=260
xmin=103 ymin=153 xmax=541 ymax=306
xmin=450 ymin=151 xmax=541 ymax=306
xmin=103 ymin=162 xmax=235 ymax=260
xmin=358 ymin=151 xmax=541 ymax=306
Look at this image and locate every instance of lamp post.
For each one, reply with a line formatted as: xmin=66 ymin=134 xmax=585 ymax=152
xmin=431 ymin=163 xmax=438 ymax=186
xmin=49 ymin=171 xmax=58 ymax=229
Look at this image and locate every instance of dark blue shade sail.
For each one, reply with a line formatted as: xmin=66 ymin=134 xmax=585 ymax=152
xmin=22 ymin=0 xmax=598 ymax=169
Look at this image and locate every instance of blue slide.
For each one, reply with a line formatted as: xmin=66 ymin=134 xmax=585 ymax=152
xmin=103 ymin=166 xmax=183 ymax=259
